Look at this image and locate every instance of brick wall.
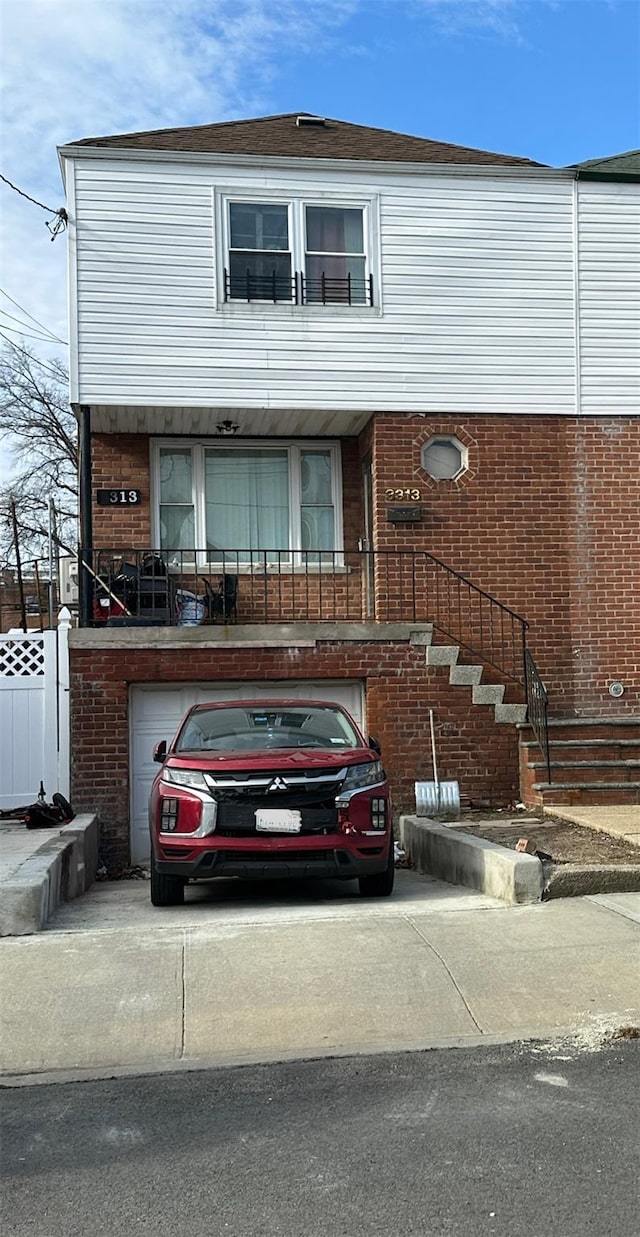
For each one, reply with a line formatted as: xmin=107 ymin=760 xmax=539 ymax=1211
xmin=91 ymin=435 xmax=363 ymax=552
xmin=87 ymin=413 xmax=640 ymax=714
xmin=70 ymin=640 xmax=520 ymax=866
xmin=92 ymin=435 xmax=152 ymax=545
xmin=368 ymin=414 xmax=640 ymax=714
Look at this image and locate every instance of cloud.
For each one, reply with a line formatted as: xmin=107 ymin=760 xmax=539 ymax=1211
xmin=0 ymin=0 xmax=356 ymax=348
xmin=412 ymin=0 xmax=526 ymax=39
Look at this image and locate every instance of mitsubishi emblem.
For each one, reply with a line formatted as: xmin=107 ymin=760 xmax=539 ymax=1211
xmin=267 ymin=776 xmax=288 ymax=793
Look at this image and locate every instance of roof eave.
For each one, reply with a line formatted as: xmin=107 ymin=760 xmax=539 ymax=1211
xmin=575 ymin=169 xmax=640 ymax=183
xmin=56 ymin=144 xmax=565 ymax=178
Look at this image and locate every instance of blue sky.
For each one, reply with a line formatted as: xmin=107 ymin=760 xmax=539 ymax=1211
xmin=276 ymin=0 xmax=640 ymax=167
xmin=0 ymin=0 xmax=638 ymax=381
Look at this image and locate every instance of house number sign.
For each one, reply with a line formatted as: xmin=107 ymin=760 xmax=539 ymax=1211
xmin=384 ymin=487 xmax=421 ymax=501
xmin=96 ymin=489 xmax=142 ymax=506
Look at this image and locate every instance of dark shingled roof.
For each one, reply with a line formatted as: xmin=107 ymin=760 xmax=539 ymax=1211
xmin=66 ymin=112 xmax=543 ymax=167
xmin=571 ymin=149 xmax=640 ymax=176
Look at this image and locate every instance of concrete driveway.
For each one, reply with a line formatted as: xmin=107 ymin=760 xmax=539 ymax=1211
xmin=47 ymin=867 xmax=504 ymax=932
xmin=2 ymin=865 xmax=639 ymax=1080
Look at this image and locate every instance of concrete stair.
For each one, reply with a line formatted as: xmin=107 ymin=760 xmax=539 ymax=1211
xmin=419 ymin=636 xmax=527 ymax=726
xmin=519 ymin=718 xmax=640 ymax=806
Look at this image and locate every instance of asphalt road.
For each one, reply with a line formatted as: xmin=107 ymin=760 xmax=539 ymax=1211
xmin=2 ymin=1039 xmax=639 ymax=1236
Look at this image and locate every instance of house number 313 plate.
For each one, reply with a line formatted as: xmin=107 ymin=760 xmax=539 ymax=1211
xmin=96 ymin=489 xmax=142 ymax=506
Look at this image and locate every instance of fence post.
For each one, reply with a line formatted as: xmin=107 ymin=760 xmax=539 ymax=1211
xmin=57 ymin=607 xmax=71 ymax=799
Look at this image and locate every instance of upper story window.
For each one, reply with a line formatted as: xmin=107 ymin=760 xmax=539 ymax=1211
xmin=304 ymin=207 xmax=367 ymax=305
xmin=228 ymin=203 xmax=293 ymax=302
xmin=221 ymin=196 xmax=375 ymax=307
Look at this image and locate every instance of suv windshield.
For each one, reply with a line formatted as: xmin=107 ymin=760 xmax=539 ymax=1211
xmin=176 ymin=704 xmax=362 ymax=753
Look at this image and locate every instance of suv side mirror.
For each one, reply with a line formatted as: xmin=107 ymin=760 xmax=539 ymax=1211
xmin=153 ymin=740 xmax=167 ymax=764
xmin=368 ymin=736 xmax=381 ymax=754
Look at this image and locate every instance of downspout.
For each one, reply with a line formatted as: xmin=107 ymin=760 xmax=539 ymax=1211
xmin=572 ymin=171 xmax=581 ymax=417
xmin=78 ymin=403 xmax=93 ymax=625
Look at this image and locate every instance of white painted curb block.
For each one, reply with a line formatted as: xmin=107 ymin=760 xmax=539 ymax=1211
xmin=399 ymin=815 xmax=544 ymax=905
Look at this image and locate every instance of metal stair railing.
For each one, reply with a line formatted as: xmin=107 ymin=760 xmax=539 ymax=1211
xmin=524 ymin=649 xmax=551 ymax=783
xmin=81 ymin=543 xmax=550 ymax=773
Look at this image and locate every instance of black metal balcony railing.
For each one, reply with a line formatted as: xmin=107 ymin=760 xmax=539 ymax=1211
xmin=224 ymin=270 xmax=375 ymax=306
xmin=83 ymin=545 xmax=549 ymax=775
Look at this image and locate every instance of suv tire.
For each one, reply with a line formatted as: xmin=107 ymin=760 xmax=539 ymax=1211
xmin=150 ymin=856 xmax=185 ymax=907
xmin=358 ymin=841 xmax=395 ymax=898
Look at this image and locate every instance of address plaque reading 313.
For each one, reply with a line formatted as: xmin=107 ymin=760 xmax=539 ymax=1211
xmin=384 ymin=488 xmax=421 ymax=501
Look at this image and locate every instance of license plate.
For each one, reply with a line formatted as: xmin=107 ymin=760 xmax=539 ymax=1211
xmin=255 ymin=808 xmax=302 ymax=833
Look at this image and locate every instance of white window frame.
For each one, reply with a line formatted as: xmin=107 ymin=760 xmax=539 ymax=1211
xmin=151 ymin=438 xmax=344 ymax=569
xmin=215 ymin=189 xmax=379 ymax=313
xmin=421 ymin=435 xmax=469 ymax=481
xmin=303 ymin=204 xmax=368 ymax=304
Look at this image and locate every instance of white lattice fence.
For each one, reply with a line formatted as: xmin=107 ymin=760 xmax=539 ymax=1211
xmin=0 ymin=613 xmax=70 ymax=809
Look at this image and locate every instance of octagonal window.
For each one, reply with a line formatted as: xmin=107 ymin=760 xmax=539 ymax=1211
xmin=421 ymin=436 xmax=467 ymax=481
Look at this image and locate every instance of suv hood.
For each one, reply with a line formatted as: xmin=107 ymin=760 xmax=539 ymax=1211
xmin=166 ymin=749 xmax=375 ymax=772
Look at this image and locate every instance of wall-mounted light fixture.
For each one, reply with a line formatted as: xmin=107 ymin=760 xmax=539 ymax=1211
xmin=215 ymin=420 xmax=239 ymax=435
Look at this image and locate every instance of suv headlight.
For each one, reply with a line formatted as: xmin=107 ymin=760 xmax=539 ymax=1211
xmin=162 ymin=767 xmax=209 ymax=790
xmin=341 ymin=761 xmax=384 ymax=792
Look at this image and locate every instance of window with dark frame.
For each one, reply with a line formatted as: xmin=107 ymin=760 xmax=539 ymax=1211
xmin=227 ymin=202 xmax=292 ymax=302
xmin=304 ymin=206 xmax=367 ymax=304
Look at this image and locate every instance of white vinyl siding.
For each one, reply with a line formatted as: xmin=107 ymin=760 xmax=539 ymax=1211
xmin=577 ymin=181 xmax=640 ymax=411
xmin=65 ymin=154 xmax=635 ymax=415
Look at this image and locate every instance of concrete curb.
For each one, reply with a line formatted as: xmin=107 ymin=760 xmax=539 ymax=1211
xmin=399 ymin=816 xmax=544 ymax=905
xmin=0 ymin=814 xmax=98 ymax=937
xmin=544 ymin=863 xmax=640 ymax=899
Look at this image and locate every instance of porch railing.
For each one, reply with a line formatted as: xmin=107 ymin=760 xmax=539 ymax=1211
xmin=82 ymin=545 xmax=549 ymax=770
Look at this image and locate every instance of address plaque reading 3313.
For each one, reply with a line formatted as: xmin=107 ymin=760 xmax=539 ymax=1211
xmin=384 ymin=488 xmax=421 ymax=501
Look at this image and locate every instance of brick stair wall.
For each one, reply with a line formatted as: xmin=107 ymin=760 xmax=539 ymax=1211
xmin=519 ymin=719 xmax=640 ymax=806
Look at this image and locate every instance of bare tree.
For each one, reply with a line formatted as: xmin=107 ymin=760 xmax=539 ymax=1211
xmin=0 ymin=341 xmax=77 ymax=569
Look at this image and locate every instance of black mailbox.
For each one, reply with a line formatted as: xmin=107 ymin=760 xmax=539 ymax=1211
xmin=387 ymin=506 xmax=423 ymax=523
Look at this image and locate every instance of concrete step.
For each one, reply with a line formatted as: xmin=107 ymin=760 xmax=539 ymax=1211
xmin=528 ymin=719 xmax=640 ymax=743
xmin=532 ymin=783 xmax=640 ymax=806
xmin=449 ymin=664 xmax=483 ymax=686
xmin=522 ymin=739 xmax=640 ymax=762
xmin=472 ymin=683 xmax=505 ymax=707
xmin=426 ymin=641 xmax=525 ymax=728
xmin=426 ymin=645 xmax=459 ymax=667
xmin=495 ymin=703 xmax=528 ymax=725
xmin=529 ymin=761 xmax=640 ymax=786
xmin=409 ymin=628 xmax=434 ymax=647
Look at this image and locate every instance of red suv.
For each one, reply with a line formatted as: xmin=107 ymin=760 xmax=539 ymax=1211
xmin=149 ymin=699 xmax=394 ymax=906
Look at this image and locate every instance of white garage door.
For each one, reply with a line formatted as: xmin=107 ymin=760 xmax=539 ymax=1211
xmin=129 ymin=680 xmax=365 ymax=863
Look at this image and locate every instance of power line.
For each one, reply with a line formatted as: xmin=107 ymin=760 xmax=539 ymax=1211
xmin=0 ymin=288 xmax=68 ymax=345
xmin=0 ymin=173 xmax=60 ymax=215
xmin=0 ymin=318 xmax=63 ymax=346
xmin=0 ymin=174 xmax=68 ymax=239
xmin=0 ymin=331 xmax=67 ymax=381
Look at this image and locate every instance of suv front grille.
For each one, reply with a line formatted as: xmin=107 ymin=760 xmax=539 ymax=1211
xmin=215 ymin=800 xmax=338 ymax=835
